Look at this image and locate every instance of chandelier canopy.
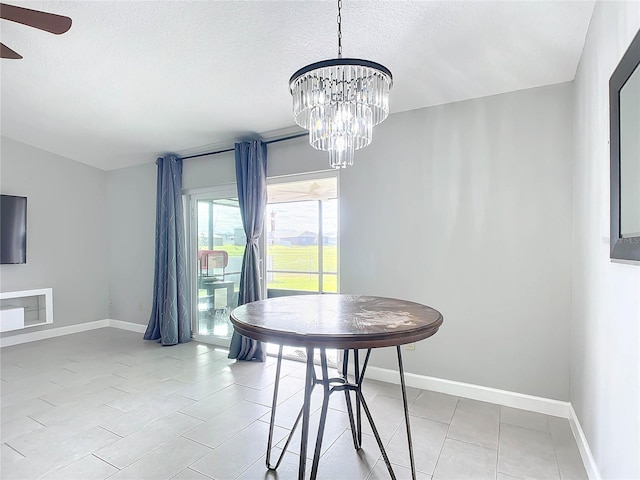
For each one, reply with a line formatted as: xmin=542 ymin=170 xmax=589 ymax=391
xmin=289 ymin=1 xmax=393 ymax=169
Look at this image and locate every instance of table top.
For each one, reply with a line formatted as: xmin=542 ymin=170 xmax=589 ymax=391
xmin=230 ymin=294 xmax=443 ymax=349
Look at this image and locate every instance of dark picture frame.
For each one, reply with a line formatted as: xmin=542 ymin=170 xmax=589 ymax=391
xmin=610 ymin=28 xmax=640 ymax=262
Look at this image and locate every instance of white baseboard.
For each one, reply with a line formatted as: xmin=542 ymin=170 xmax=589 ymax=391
xmin=366 ymin=366 xmax=600 ymax=479
xmin=107 ymin=319 xmax=146 ymax=333
xmin=569 ymin=404 xmax=601 ymax=480
xmin=0 ymin=319 xmax=146 ymax=347
xmin=0 ymin=320 xmax=109 ymax=347
xmin=366 ymin=366 xmax=571 ymax=418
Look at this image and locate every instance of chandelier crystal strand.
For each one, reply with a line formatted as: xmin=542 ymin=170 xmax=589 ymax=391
xmin=289 ymin=0 xmax=392 ymax=169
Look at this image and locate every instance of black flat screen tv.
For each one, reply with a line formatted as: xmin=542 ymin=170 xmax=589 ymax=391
xmin=1 ymin=194 xmax=27 ymax=264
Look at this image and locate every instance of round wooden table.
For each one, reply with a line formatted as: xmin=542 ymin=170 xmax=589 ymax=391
xmin=230 ymin=294 xmax=443 ymax=480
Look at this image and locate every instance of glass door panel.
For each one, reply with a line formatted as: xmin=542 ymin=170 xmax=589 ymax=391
xmin=266 ymin=200 xmax=319 ymax=294
xmin=264 ymin=175 xmax=339 ymax=366
xmin=194 ymin=196 xmax=244 ymax=344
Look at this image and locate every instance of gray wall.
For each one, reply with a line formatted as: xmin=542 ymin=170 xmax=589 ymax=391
xmin=340 ymin=84 xmax=574 ymax=401
xmin=0 ymin=137 xmax=109 ymax=335
xmin=572 ymin=1 xmax=640 ymax=478
xmin=106 ymin=162 xmax=157 ymax=325
xmin=182 ymin=136 xmax=329 ymax=191
xmin=106 ymin=84 xmax=573 ymax=401
xmin=183 ymin=150 xmax=236 ymax=190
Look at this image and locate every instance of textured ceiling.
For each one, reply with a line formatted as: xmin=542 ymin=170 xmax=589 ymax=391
xmin=0 ymin=1 xmax=595 ymax=171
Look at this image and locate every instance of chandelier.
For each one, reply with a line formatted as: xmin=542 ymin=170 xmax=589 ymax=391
xmin=289 ymin=0 xmax=393 ymax=169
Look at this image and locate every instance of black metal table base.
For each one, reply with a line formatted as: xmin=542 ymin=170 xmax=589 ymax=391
xmin=265 ymin=346 xmax=416 ymax=480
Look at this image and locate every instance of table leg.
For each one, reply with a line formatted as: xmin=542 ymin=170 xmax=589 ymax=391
xmin=263 ymin=346 xmax=415 ymax=480
xmin=226 ymin=284 xmax=234 ymax=309
xmin=342 ymin=349 xmax=360 ymax=450
xmin=355 ymin=348 xmax=396 ymax=480
xmin=310 ymin=349 xmax=330 ymax=479
xmin=397 ymin=345 xmax=416 ymax=480
xmin=265 ymin=347 xmax=312 ymax=472
xmin=298 ymin=347 xmax=315 ymax=480
xmin=354 ymin=349 xmax=362 ymax=447
xmin=266 ymin=345 xmax=283 ymax=470
xmin=205 ymin=283 xmax=214 ymax=333
xmin=358 ymin=391 xmax=397 ymax=480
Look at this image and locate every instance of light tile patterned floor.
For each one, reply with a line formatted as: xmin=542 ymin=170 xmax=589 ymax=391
xmin=1 ymin=328 xmax=588 ymax=480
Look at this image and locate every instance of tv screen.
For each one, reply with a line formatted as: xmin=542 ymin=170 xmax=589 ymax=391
xmin=1 ymin=195 xmax=27 ymax=264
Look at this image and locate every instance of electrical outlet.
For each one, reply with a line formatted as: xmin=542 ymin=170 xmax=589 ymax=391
xmin=405 ymin=343 xmax=415 ymax=351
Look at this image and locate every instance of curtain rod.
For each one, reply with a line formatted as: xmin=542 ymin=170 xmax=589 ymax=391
xmin=181 ymin=132 xmax=308 ymax=161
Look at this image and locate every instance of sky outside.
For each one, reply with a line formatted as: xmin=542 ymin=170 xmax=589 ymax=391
xmin=198 ymin=198 xmax=337 ymax=241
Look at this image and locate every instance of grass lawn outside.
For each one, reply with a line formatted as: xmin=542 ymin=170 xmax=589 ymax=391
xmin=205 ymin=244 xmax=337 ymax=292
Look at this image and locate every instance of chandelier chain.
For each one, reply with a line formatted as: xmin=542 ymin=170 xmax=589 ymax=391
xmin=337 ymin=0 xmax=342 ymax=58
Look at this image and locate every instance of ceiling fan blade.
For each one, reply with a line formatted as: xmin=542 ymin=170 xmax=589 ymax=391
xmin=0 ymin=3 xmax=71 ymax=34
xmin=1 ymin=42 xmax=22 ymax=59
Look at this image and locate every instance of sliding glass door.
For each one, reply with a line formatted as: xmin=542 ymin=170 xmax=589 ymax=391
xmin=187 ymin=174 xmax=338 ymax=356
xmin=264 ymin=173 xmax=339 ymax=365
xmin=189 ymin=187 xmax=244 ymax=346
